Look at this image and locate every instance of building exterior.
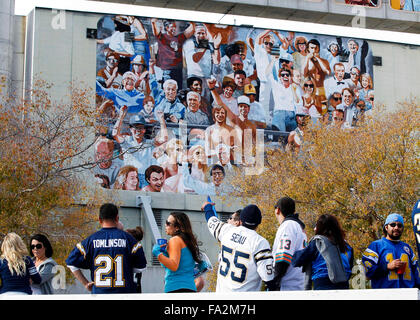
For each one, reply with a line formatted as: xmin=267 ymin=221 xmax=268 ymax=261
xmin=4 ymin=2 xmax=420 ymax=293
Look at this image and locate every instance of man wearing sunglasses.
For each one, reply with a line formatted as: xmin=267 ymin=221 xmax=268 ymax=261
xmin=362 ymin=213 xmax=420 ymax=289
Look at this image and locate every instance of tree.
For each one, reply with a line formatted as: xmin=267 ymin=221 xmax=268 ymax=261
xmin=229 ymin=101 xmax=419 ymax=258
xmin=0 ymin=79 xmax=105 ymax=267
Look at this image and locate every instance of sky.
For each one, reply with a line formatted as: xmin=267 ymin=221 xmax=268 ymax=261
xmin=14 ymin=0 xmax=420 ymax=45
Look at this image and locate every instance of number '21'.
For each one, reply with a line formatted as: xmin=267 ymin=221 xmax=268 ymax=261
xmin=94 ymin=255 xmax=125 ymax=287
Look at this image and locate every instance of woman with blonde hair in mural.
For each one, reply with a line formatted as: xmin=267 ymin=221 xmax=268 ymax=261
xmin=113 ymin=165 xmax=142 ymax=191
xmin=358 ymin=73 xmax=373 ymax=103
xmin=0 ymin=233 xmax=42 ymax=295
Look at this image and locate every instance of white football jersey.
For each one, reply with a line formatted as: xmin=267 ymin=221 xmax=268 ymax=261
xmin=207 ymin=216 xmax=274 ymax=292
xmin=273 ymin=219 xmax=307 ymax=290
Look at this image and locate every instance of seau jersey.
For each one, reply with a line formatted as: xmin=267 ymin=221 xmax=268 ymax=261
xmin=273 ymin=219 xmax=307 ymax=290
xmin=362 ymin=237 xmax=420 ymax=289
xmin=66 ymin=227 xmax=147 ymax=294
xmin=207 ymin=215 xmax=274 ymax=292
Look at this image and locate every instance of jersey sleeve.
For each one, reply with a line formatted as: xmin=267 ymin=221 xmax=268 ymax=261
xmin=254 ymin=238 xmax=274 ymax=282
xmin=207 ymin=215 xmax=232 ymax=242
xmin=65 ymin=240 xmax=90 ymax=271
xmin=130 ymin=240 xmax=147 ymax=273
xmin=361 ymin=241 xmax=388 ymax=279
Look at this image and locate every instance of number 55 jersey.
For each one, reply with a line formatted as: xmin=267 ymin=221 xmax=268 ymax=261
xmin=207 ymin=216 xmax=274 ymax=292
xmin=66 ymin=227 xmax=147 ymax=294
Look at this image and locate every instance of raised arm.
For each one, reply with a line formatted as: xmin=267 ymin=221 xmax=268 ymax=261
xmin=112 ymin=105 xmax=128 ymax=144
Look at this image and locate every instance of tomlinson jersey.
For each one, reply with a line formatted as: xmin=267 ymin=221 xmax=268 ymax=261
xmin=207 ymin=216 xmax=274 ymax=292
xmin=273 ymin=219 xmax=307 ymax=290
xmin=66 ymin=227 xmax=147 ymax=294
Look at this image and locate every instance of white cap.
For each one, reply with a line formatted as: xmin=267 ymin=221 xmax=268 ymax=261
xmin=237 ymin=95 xmax=250 ymax=106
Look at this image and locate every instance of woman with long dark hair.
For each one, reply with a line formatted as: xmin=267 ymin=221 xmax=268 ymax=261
xmin=152 ymin=211 xmax=202 ymax=293
xmin=292 ymin=214 xmax=354 ymax=290
xmin=29 ymin=234 xmax=58 ymax=295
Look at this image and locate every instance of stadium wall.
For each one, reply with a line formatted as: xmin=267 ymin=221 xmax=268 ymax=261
xmin=16 ymin=6 xmax=420 ymax=294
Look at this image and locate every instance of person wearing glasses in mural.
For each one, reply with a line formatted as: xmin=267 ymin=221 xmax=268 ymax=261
xmin=303 ymin=39 xmax=331 ymax=107
xmin=152 ymin=211 xmax=202 ymax=293
xmin=362 ymin=213 xmax=420 ymax=289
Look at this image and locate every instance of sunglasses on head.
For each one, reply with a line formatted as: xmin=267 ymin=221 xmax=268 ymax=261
xmin=30 ymin=244 xmax=43 ymax=250
xmin=389 ymin=222 xmax=403 ymax=228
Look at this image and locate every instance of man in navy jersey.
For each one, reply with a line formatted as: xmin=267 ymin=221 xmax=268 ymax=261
xmin=362 ymin=213 xmax=420 ymax=289
xmin=66 ymin=203 xmax=147 ymax=294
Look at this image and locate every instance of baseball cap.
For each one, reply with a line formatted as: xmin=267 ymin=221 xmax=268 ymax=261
xmin=385 ymin=213 xmax=404 ymax=227
xmin=129 ymin=114 xmax=146 ymax=126
xmin=240 ymin=204 xmax=262 ymax=229
xmin=244 ymin=84 xmax=256 ymax=95
xmin=237 ymin=95 xmax=250 ymax=106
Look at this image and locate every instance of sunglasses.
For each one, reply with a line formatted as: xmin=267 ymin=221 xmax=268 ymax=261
xmin=389 ymin=222 xmax=403 ymax=228
xmin=304 ymin=83 xmax=314 ymax=88
xmin=280 ymin=73 xmax=290 ymax=78
xmin=165 ymin=220 xmax=175 ymax=227
xmin=333 ymin=97 xmax=342 ymax=101
xmin=31 ymin=244 xmax=43 ymax=250
xmin=333 ymin=117 xmax=343 ymax=121
xmin=264 ymin=42 xmax=274 ymax=47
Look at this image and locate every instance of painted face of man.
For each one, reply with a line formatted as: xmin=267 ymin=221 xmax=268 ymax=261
xmin=164 ymin=83 xmax=177 ymax=102
xmin=211 ymin=169 xmax=224 ymax=187
xmin=335 ymin=65 xmax=345 ymax=81
xmin=96 ymin=141 xmax=113 ymax=169
xmin=148 ymin=171 xmax=164 ymax=192
xmin=234 ymin=73 xmax=245 ymax=88
xmin=238 ymin=103 xmax=250 ymax=118
xmin=187 ymin=94 xmax=200 ymax=112
xmin=195 ymin=26 xmax=207 ymax=41
xmin=342 ymin=90 xmax=354 ymax=106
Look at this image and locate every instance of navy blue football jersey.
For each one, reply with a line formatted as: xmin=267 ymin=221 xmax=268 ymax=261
xmin=411 ymin=200 xmax=420 ymax=261
xmin=66 ymin=227 xmax=146 ymax=294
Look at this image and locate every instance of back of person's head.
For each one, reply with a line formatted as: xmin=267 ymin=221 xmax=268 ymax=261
xmin=29 ymin=234 xmax=53 ymax=258
xmin=315 ymin=214 xmax=347 ymax=253
xmin=99 ymin=203 xmax=119 ymax=221
xmin=1 ymin=232 xmax=28 ymax=276
xmin=126 ymin=226 xmax=144 ymax=241
xmin=275 ymin=197 xmax=295 ymax=217
xmin=240 ymin=205 xmax=262 ymax=230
